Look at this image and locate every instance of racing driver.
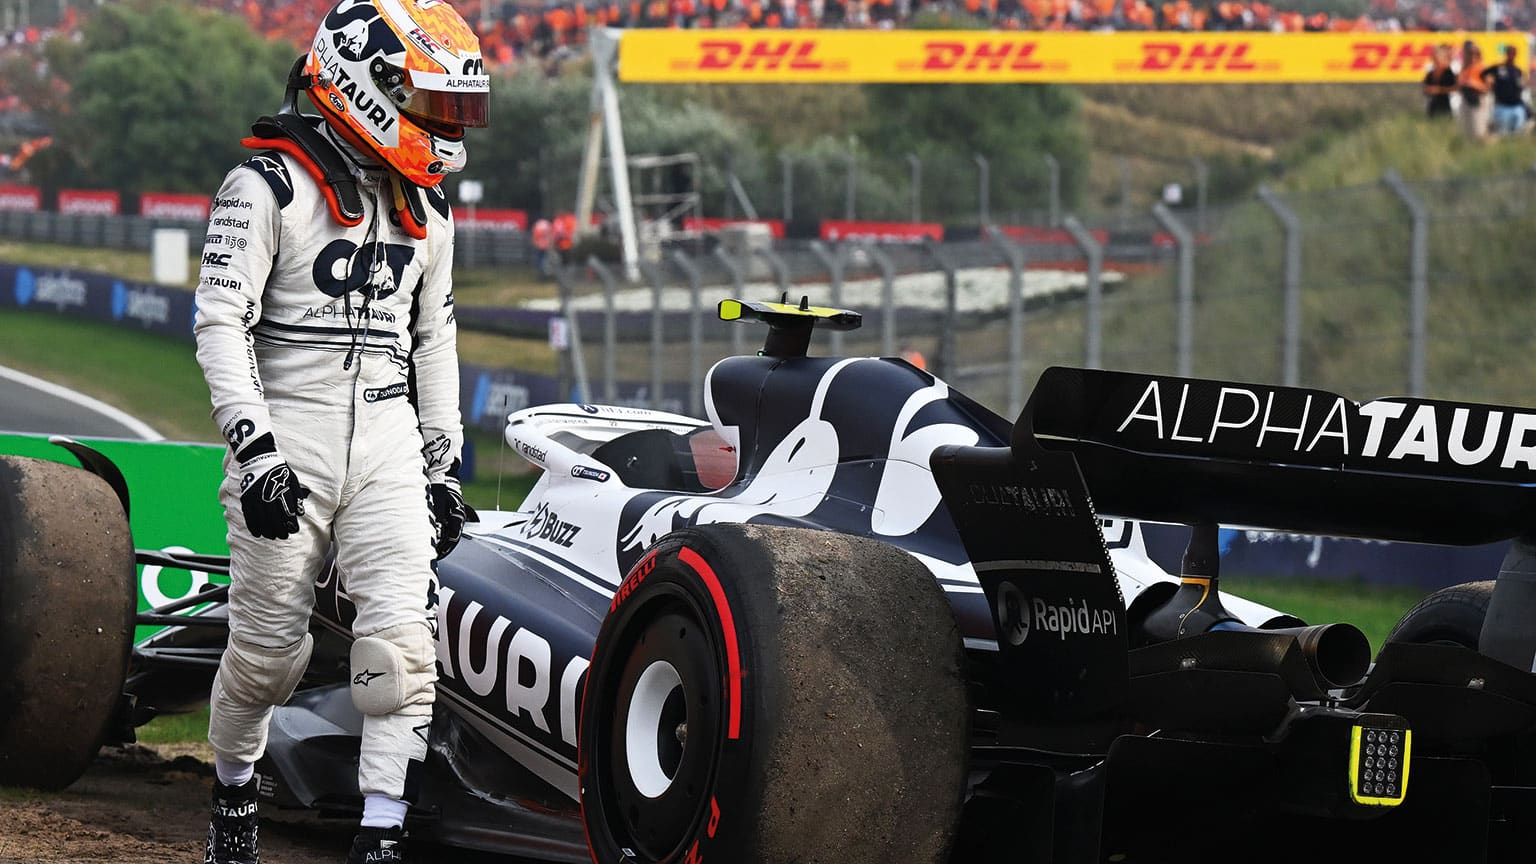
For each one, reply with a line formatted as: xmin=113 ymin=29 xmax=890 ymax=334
xmin=193 ymin=1 xmax=487 ymax=861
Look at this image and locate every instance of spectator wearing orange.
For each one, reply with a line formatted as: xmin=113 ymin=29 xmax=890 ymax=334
xmin=1458 ymin=40 xmax=1491 ymax=140
xmin=532 ymin=218 xmax=554 ymax=277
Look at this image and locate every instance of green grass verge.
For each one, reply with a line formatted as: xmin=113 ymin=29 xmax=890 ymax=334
xmin=135 ymin=705 xmax=211 ymax=745
xmin=0 ymin=309 xmax=214 ymax=441
xmin=1224 ymin=577 xmax=1425 ymax=654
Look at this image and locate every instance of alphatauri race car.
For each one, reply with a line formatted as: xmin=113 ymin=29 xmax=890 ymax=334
xmin=4 ymin=299 xmax=1536 ymax=863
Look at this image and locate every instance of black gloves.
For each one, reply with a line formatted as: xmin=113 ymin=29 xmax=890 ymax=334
xmin=428 ymin=473 xmax=466 ymax=560
xmin=238 ymin=453 xmax=311 ymax=540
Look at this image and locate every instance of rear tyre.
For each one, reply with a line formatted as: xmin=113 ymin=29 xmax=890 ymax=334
xmin=1384 ymin=580 xmax=1495 ymax=649
xmin=0 ymin=455 xmax=137 ymax=789
xmin=579 ymin=524 xmax=969 ymax=864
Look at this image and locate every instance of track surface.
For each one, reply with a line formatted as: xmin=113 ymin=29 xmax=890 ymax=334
xmin=0 ymin=746 xmax=544 ymax=863
xmin=0 ymin=365 xmax=161 ymax=440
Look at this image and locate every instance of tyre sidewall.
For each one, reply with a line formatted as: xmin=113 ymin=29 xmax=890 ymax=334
xmin=581 ymin=528 xmax=762 ymax=863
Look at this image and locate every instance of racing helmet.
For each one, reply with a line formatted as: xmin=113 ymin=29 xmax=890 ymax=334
xmin=304 ymin=0 xmax=490 ymax=187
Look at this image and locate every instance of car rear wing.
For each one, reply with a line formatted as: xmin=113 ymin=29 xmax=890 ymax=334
xmin=1019 ymin=368 xmax=1536 ymax=546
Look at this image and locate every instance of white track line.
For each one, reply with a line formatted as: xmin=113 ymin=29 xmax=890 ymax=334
xmin=0 ymin=364 xmax=164 ymax=441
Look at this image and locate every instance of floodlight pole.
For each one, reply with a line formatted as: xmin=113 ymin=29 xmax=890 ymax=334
xmin=577 ymin=30 xmax=640 ymax=282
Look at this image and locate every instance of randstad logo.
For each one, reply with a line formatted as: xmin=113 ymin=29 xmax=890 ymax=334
xmin=111 ymin=281 xmax=127 ymax=320
xmin=13 ymin=268 xmax=33 ymax=306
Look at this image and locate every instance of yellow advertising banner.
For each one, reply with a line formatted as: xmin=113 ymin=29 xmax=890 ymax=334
xmin=617 ymin=30 xmax=1525 ymax=84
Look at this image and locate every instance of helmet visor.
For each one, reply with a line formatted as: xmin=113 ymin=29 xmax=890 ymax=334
xmin=399 ymin=69 xmax=490 ymax=128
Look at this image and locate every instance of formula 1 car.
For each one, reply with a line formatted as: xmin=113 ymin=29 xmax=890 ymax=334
xmin=4 ymin=298 xmax=1536 ymax=863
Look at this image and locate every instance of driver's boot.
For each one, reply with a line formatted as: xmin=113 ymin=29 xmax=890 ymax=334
xmin=204 ymin=777 xmax=260 ymax=864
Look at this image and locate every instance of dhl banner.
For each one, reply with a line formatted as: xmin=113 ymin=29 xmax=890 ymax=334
xmin=617 ymin=30 xmax=1527 ymax=84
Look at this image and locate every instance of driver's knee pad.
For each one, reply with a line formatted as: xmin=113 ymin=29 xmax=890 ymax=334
xmin=216 ymin=632 xmax=314 ymax=706
xmin=350 ymin=622 xmax=436 ymax=716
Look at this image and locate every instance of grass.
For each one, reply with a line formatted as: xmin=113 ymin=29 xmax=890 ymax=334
xmin=135 ymin=705 xmax=211 ymax=745
xmin=0 ymin=309 xmax=215 ymax=441
xmin=0 ymin=240 xmax=164 ymax=282
xmin=1224 ymin=577 xmax=1425 ymax=653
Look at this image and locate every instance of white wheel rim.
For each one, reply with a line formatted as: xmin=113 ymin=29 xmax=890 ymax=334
xmin=625 ymin=659 xmax=684 ymax=799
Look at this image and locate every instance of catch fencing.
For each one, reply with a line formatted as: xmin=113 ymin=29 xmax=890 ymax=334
xmin=522 ymin=166 xmax=1536 ymax=420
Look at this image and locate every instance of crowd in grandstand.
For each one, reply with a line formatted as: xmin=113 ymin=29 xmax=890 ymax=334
xmin=211 ymin=0 xmax=1536 ymax=65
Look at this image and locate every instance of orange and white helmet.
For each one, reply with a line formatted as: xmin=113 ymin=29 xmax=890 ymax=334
xmin=305 ymin=0 xmax=489 ymax=187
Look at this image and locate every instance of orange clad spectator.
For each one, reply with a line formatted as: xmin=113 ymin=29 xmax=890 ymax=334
xmin=552 ymin=213 xmax=578 ymax=251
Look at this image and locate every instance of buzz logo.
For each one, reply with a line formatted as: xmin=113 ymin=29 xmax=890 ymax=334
xmin=111 ymin=281 xmax=128 ymax=320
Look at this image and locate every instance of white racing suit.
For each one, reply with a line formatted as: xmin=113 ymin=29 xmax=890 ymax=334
xmin=193 ymin=142 xmax=460 ymax=801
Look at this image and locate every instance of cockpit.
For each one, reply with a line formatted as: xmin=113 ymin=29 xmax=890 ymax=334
xmin=507 ymin=404 xmax=740 ymax=494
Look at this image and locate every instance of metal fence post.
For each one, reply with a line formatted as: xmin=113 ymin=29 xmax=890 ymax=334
xmin=753 ymin=246 xmax=791 ymax=297
xmin=1118 ymin=157 xmax=1132 ymax=230
xmin=859 ymin=241 xmax=898 ymax=357
xmin=1256 ymin=186 xmax=1303 ymax=388
xmin=974 ymin=153 xmax=991 ymax=227
xmin=670 ymin=250 xmax=705 ymax=416
xmin=1384 ymin=170 xmax=1428 ymax=398
xmin=907 ymin=152 xmax=922 ymax=223
xmin=780 ymin=152 xmax=793 ymax=222
xmin=588 ymin=256 xmax=619 ymax=403
xmin=640 ymin=262 xmax=667 ymax=410
xmin=810 ymin=240 xmax=846 ymax=356
xmin=724 ymin=154 xmax=737 ymax=220
xmin=1063 ymin=216 xmax=1104 ymax=370
xmin=1191 ymin=157 xmax=1209 ymax=235
xmin=1152 ymin=203 xmax=1195 ymax=377
xmin=713 ymin=247 xmax=747 ymax=357
xmin=925 ymin=241 xmax=959 ymax=381
xmin=1044 ymin=154 xmax=1061 ymax=228
xmin=985 ymin=227 xmax=1027 ymax=417
xmin=845 ymin=144 xmax=857 ymax=220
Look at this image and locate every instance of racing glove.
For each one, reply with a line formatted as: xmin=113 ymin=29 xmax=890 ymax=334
xmin=427 ymin=462 xmax=466 ymax=560
xmin=238 ymin=452 xmax=311 ymax=541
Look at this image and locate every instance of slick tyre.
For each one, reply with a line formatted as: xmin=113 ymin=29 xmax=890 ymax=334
xmin=579 ymin=524 xmax=970 ymax=864
xmin=1384 ymin=580 xmax=1495 ymax=649
xmin=0 ymin=455 xmax=136 ymax=789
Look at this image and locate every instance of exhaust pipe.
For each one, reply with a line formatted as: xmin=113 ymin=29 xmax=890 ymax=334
xmin=1139 ymin=523 xmax=1373 ymax=689
xmin=1213 ymin=622 xmax=1372 ymax=690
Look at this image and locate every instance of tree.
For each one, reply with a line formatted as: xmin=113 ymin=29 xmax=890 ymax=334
xmin=857 ymin=83 xmax=1087 ymax=224
xmin=19 ymin=0 xmax=293 ymax=196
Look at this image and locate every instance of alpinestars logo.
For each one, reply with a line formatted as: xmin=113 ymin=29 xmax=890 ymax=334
xmin=353 ymin=669 xmax=385 ymax=686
